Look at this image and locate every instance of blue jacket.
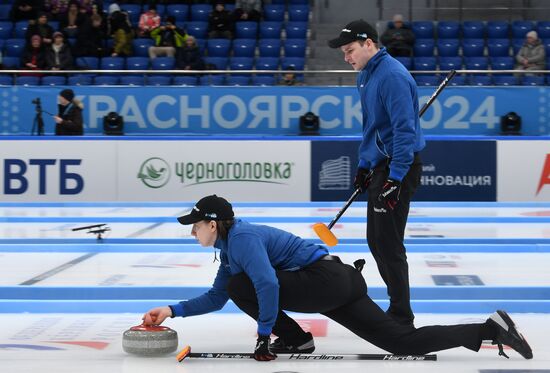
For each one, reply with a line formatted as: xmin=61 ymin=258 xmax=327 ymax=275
xmin=169 ymin=219 xmax=328 ymax=336
xmin=357 ymin=47 xmax=425 ymax=181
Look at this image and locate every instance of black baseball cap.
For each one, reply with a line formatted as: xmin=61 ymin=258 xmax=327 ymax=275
xmin=177 ymin=195 xmax=234 ymax=225
xmin=328 ymin=19 xmax=378 ymax=48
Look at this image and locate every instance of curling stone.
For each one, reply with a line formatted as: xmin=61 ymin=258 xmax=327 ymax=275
xmin=122 ymin=324 xmax=178 ymax=356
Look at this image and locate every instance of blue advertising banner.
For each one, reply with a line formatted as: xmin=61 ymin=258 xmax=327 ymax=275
xmin=0 ymin=86 xmax=548 ymax=136
xmin=311 ymin=140 xmax=497 ymax=202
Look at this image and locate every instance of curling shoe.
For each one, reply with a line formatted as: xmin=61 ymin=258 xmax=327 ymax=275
xmin=487 ymin=310 xmax=533 ymax=359
xmin=269 ymin=332 xmax=315 ymax=354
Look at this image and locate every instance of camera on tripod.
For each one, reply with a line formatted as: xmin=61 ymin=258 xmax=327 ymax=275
xmin=31 ymin=97 xmax=44 ymax=135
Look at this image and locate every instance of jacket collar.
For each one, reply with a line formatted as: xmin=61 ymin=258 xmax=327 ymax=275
xmin=364 ymin=47 xmax=388 ymax=73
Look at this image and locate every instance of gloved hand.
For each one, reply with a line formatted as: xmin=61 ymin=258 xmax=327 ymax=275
xmin=254 ymin=335 xmax=277 ymax=361
xmin=353 ymin=168 xmax=373 ymax=193
xmin=378 ymin=179 xmax=401 ymax=210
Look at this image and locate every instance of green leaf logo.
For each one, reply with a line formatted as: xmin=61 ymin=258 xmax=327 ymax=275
xmin=138 ymin=158 xmax=171 ymax=188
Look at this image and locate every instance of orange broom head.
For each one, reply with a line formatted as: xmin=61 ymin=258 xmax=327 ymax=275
xmin=176 ymin=345 xmax=191 ymax=362
xmin=312 ymin=222 xmax=338 ymax=247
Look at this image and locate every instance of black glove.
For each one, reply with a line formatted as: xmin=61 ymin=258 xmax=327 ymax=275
xmin=353 ymin=168 xmax=373 ymax=193
xmin=378 ymin=179 xmax=401 ymax=210
xmin=254 ymin=335 xmax=277 ymax=361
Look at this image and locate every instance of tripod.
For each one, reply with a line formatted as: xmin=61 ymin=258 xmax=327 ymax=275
xmin=31 ymin=99 xmax=45 ymax=136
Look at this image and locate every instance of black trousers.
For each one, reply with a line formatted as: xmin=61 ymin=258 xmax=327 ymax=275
xmin=226 ymin=259 xmax=483 ymax=355
xmin=367 ymin=154 xmax=423 ymax=324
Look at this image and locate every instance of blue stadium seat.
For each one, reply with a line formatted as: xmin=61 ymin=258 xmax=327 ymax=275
xmin=259 ymin=39 xmax=282 ymax=57
xmin=41 ymin=76 xmax=66 ymax=86
xmin=145 ymin=4 xmax=166 ymax=17
xmin=413 ymin=38 xmax=435 ymax=57
xmin=256 ymin=56 xmax=279 ymax=76
xmin=462 ymin=21 xmax=485 ymax=39
xmin=413 ymin=57 xmax=436 ymax=71
xmin=490 ymin=56 xmax=514 ymax=71
xmin=173 ymin=76 xmax=199 ymax=85
xmin=186 ymin=21 xmax=209 ymax=39
xmin=284 ymin=39 xmax=306 ymax=57
xmin=512 ymin=20 xmax=535 ymax=39
xmin=4 ymin=38 xmax=25 ymax=57
xmin=49 ymin=20 xmax=59 ymax=31
xmin=0 ymin=75 xmax=13 ymax=85
xmin=464 ymin=56 xmax=489 ymax=74
xmin=229 ymin=56 xmax=254 ymax=76
xmin=536 ymin=21 xmax=550 ymax=39
xmin=0 ymin=21 xmax=13 ymax=39
xmin=204 ymin=56 xmax=228 ymax=70
xmin=68 ymin=75 xmax=93 ymax=85
xmin=15 ymin=76 xmax=40 ymax=85
xmin=542 ymin=39 xmax=550 ymax=57
xmin=263 ymin=4 xmax=285 ymax=22
xmin=252 ymin=75 xmax=276 ymax=85
xmin=448 ymin=75 xmax=467 ymax=86
xmin=235 ymin=21 xmax=258 ymax=39
xmin=147 ymin=76 xmax=172 ymax=85
xmin=437 ymin=21 xmax=460 ymax=39
xmin=412 ymin=21 xmax=434 ymax=39
xmin=0 ymin=4 xmax=11 ymax=20
xmin=487 ymin=21 xmax=509 ymax=39
xmin=14 ymin=21 xmax=28 ymax=38
xmin=101 ymin=57 xmax=125 ymax=70
xmin=286 ymin=22 xmax=308 ymax=39
xmin=151 ymin=57 xmax=175 ymax=70
xmin=487 ymin=38 xmax=510 ymax=57
xmin=493 ymin=75 xmax=518 ymax=86
xmin=200 ymin=75 xmax=225 ymax=85
xmin=132 ymin=38 xmax=155 ymax=57
xmin=120 ymin=4 xmax=141 ymax=25
xmin=226 ymin=76 xmax=250 ymax=86
xmin=191 ymin=4 xmax=212 ymax=22
xmin=288 ymin=5 xmax=309 ymax=22
xmin=195 ymin=38 xmax=206 ymax=53
xmin=512 ymin=38 xmax=524 ymax=54
xmin=522 ymin=75 xmax=545 ymax=86
xmin=259 ymin=21 xmax=282 ymax=39
xmin=281 ymin=56 xmax=305 ymax=70
xmin=167 ymin=4 xmax=189 ymax=22
xmin=207 ymin=38 xmax=231 ymax=57
xmin=225 ymin=4 xmax=235 ymax=12
xmin=0 ymin=39 xmax=4 ymax=51
xmin=289 ymin=0 xmax=309 ymax=3
xmin=415 ymin=75 xmax=440 ymax=86
xmin=395 ymin=56 xmax=412 ymax=70
xmin=462 ymin=38 xmax=485 ymax=57
xmin=1 ymin=56 xmax=20 ymax=68
xmin=469 ymin=75 xmax=492 ymax=86
xmin=439 ymin=56 xmax=462 ymax=70
xmin=233 ymin=39 xmax=256 ymax=57
xmin=94 ymin=76 xmax=120 ymax=85
xmin=126 ymin=56 xmax=149 ymax=70
xmin=120 ymin=76 xmax=145 ymax=85
xmin=437 ymin=39 xmax=459 ymax=57
xmin=76 ymin=57 xmax=99 ymax=69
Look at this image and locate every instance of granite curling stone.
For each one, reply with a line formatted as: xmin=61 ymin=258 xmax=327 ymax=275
xmin=122 ymin=324 xmax=178 ymax=356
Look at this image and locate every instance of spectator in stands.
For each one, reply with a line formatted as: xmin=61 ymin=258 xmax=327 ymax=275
xmin=380 ymin=14 xmax=415 ymax=57
xmin=44 ymin=31 xmax=74 ymax=70
xmin=25 ymin=12 xmax=55 ymax=46
xmin=21 ymin=34 xmax=46 ymax=74
xmin=108 ymin=3 xmax=134 ymax=57
xmin=208 ymin=1 xmax=233 ymax=39
xmin=10 ymin=0 xmax=40 ymax=22
xmin=278 ymin=66 xmax=302 ymax=86
xmin=176 ymin=35 xmax=204 ymax=71
xmin=149 ymin=16 xmax=187 ymax=59
xmin=233 ymin=0 xmax=261 ymax=23
xmin=55 ymin=89 xmax=84 ymax=136
xmin=138 ymin=5 xmax=161 ymax=37
xmin=515 ymin=30 xmax=546 ymax=72
xmin=44 ymin=0 xmax=70 ymax=21
xmin=60 ymin=1 xmax=86 ymax=38
xmin=74 ymin=13 xmax=106 ymax=57
xmin=78 ymin=0 xmax=97 ymax=15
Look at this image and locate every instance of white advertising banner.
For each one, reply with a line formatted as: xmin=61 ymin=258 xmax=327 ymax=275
xmin=497 ymin=140 xmax=550 ymax=201
xmin=117 ymin=141 xmax=311 ymax=201
xmin=0 ymin=141 xmax=117 ymax=201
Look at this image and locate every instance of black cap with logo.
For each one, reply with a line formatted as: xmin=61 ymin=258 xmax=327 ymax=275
xmin=328 ymin=19 xmax=378 ymax=48
xmin=177 ymin=195 xmax=234 ymax=225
